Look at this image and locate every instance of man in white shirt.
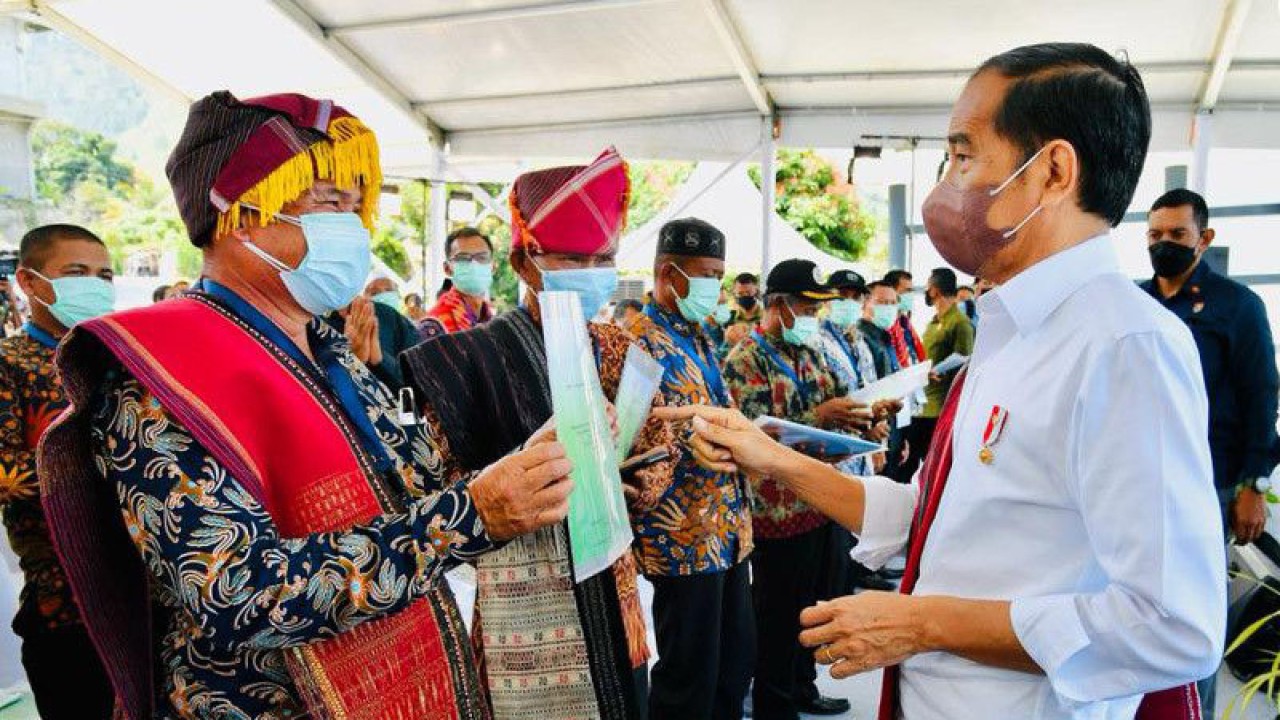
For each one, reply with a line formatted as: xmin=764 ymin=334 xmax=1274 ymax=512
xmin=657 ymin=42 xmax=1224 ymax=720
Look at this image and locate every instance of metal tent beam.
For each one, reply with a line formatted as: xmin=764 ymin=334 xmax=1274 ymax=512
xmin=1199 ymin=0 xmax=1254 ymax=111
xmin=19 ymin=0 xmax=189 ymax=105
xmin=328 ymin=0 xmax=673 ymax=36
xmin=417 ymin=76 xmax=743 ymax=109
xmin=268 ymin=0 xmax=446 ymax=148
xmin=700 ymin=0 xmax=771 ymax=115
xmin=412 ymin=60 xmax=1280 ymax=110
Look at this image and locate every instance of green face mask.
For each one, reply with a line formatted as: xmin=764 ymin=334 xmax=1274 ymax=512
xmin=828 ymin=298 xmax=862 ymax=327
xmin=872 ymin=303 xmax=898 ymax=330
xmin=452 ymin=260 xmax=493 ymax=297
xmin=712 ymin=303 xmax=732 ymax=324
xmin=28 ymin=270 xmax=116 ymax=328
xmin=371 ymin=290 xmax=402 ymax=311
xmin=781 ymin=300 xmax=819 ymax=346
xmin=897 ymin=291 xmax=915 ymax=314
xmin=670 ymin=264 xmax=721 ymax=323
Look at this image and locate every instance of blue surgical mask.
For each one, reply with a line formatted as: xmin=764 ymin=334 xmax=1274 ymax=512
xmin=452 ymin=260 xmax=493 ymax=297
xmin=534 ymin=259 xmax=617 ymax=320
xmin=28 ymin=270 xmax=115 ymax=328
xmin=828 ymin=298 xmax=861 ymax=327
xmin=781 ymin=300 xmax=819 ymax=346
xmin=713 ymin=303 xmax=732 ymax=324
xmin=372 ymin=290 xmax=402 ymax=310
xmin=670 ymin=264 xmax=721 ymax=323
xmin=872 ymin=303 xmax=898 ymax=330
xmin=897 ymin=292 xmax=915 ymax=314
xmin=241 ymin=207 xmax=372 ymax=316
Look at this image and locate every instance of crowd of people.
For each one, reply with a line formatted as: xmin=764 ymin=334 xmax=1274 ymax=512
xmin=0 ymin=40 xmax=1275 ymax=720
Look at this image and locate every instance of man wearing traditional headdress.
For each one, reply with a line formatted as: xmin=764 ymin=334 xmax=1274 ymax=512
xmin=403 ymin=147 xmax=677 ymax=720
xmin=37 ymin=91 xmax=574 ymax=720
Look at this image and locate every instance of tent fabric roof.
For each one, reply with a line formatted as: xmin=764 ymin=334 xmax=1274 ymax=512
xmin=617 ymin=161 xmax=859 ymax=275
xmin=15 ymin=0 xmax=1280 ymax=175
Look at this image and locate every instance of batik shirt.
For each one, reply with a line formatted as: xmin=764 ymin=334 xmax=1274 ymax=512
xmin=90 ymin=286 xmax=494 ymax=720
xmin=0 ymin=324 xmax=80 ymax=635
xmin=701 ymin=318 xmax=728 ymax=359
xmin=817 ymin=320 xmax=879 ymax=392
xmin=629 ymin=304 xmax=752 ymax=576
xmin=724 ymin=329 xmax=849 ymax=539
xmin=816 ymin=320 xmax=879 ymax=476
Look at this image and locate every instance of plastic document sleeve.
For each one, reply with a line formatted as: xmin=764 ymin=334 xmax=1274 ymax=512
xmin=539 ymin=291 xmax=635 ymax=583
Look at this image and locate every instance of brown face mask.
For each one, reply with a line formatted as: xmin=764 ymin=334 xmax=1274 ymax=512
xmin=922 ymin=147 xmax=1045 ymax=276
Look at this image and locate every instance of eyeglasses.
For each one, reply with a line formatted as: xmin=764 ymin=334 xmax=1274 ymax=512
xmin=450 ymin=252 xmax=493 ymax=264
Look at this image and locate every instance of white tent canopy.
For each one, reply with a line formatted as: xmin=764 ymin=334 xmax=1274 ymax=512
xmin=617 ymin=161 xmax=860 ymax=275
xmin=10 ymin=0 xmax=1280 ymax=176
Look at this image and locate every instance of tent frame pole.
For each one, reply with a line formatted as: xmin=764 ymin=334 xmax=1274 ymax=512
xmin=760 ymin=116 xmax=777 ymax=277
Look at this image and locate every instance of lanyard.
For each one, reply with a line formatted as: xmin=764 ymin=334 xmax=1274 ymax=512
xmin=898 ymin=315 xmax=920 ymax=363
xmin=647 ymin=304 xmax=731 ymax=406
xmin=823 ymin=322 xmax=864 ymax=387
xmin=23 ymin=322 xmax=59 ymax=350
xmin=751 ymin=330 xmax=804 ymax=389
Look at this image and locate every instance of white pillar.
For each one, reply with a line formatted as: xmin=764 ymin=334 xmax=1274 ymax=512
xmin=426 ymin=151 xmax=449 ymax=297
xmin=760 ymin=117 xmax=777 ymax=277
xmin=1191 ymin=111 xmax=1212 ymax=195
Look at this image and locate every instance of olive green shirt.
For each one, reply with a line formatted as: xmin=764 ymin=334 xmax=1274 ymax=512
xmin=921 ymin=303 xmax=975 ymax=418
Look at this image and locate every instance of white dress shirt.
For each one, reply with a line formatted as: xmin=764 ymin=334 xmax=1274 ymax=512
xmin=854 ymin=235 xmax=1226 ymax=719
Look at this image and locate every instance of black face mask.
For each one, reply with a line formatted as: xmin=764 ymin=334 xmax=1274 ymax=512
xmin=1149 ymin=241 xmax=1198 ymax=279
xmin=737 ymin=295 xmax=758 ymax=310
xmin=924 ymin=290 xmax=936 ymax=307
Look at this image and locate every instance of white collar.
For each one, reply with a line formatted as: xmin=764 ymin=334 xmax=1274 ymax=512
xmin=980 ymin=233 xmax=1121 ymax=337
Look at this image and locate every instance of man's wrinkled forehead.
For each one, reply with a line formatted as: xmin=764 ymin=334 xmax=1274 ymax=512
xmin=948 ymin=70 xmax=1012 ymax=152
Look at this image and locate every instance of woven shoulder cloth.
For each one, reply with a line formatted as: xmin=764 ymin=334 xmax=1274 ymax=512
xmin=39 ymin=295 xmax=486 ymax=720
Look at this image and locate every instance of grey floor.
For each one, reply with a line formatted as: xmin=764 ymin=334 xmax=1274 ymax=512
xmin=0 ymin=568 xmax=1274 ymax=720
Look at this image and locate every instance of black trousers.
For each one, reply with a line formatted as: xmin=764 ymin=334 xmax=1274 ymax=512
xmin=795 ymin=522 xmax=854 ymax=704
xmin=896 ymin=417 xmax=939 ymax=483
xmin=19 ymin=622 xmax=114 ymax=720
xmin=648 ymin=562 xmax=755 ymax=720
xmin=751 ymin=524 xmax=829 ymax=720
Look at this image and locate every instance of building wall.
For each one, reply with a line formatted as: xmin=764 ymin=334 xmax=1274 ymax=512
xmin=0 ymin=17 xmax=42 ymax=247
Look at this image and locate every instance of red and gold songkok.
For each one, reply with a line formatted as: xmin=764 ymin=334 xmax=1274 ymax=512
xmin=165 ymin=91 xmax=381 ymax=245
xmin=509 ymin=146 xmax=629 ymax=255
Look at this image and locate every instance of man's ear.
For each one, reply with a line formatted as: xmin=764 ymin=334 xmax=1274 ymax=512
xmin=14 ymin=266 xmax=40 ymax=299
xmin=1040 ymin=139 xmax=1081 ymax=211
xmin=1199 ymin=228 xmax=1216 ymax=252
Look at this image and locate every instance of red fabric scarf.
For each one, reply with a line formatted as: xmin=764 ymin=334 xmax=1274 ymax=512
xmin=876 ymin=370 xmax=1199 ymax=720
xmin=425 ymin=288 xmax=492 ymax=335
xmin=41 ymin=297 xmax=485 ymax=720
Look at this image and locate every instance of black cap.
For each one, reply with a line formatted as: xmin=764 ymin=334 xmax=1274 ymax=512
xmin=765 ymin=259 xmax=838 ymax=300
xmin=658 ymin=217 xmax=725 ymax=260
xmin=827 ymin=269 xmax=867 ymax=294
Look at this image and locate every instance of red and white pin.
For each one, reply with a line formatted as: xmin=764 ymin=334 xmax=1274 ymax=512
xmin=978 ymin=405 xmax=1009 ymax=465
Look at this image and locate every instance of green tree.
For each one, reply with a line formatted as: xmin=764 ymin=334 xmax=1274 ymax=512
xmin=371 ymin=230 xmax=411 ymax=278
xmin=475 ymin=214 xmax=519 ymax=310
xmin=626 ymin=161 xmax=694 ymax=230
xmin=749 ymin=149 xmax=877 ymax=262
xmin=31 ymin=121 xmax=135 ymax=203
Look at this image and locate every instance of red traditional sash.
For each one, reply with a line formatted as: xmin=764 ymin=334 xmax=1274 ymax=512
xmin=877 ymin=370 xmax=1199 ymax=720
xmin=81 ymin=297 xmax=477 ymax=720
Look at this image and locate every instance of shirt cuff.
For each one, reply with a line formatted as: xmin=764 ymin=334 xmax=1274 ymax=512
xmin=1010 ymin=593 xmax=1096 ymax=701
xmin=850 ymin=474 xmax=913 ymax=569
